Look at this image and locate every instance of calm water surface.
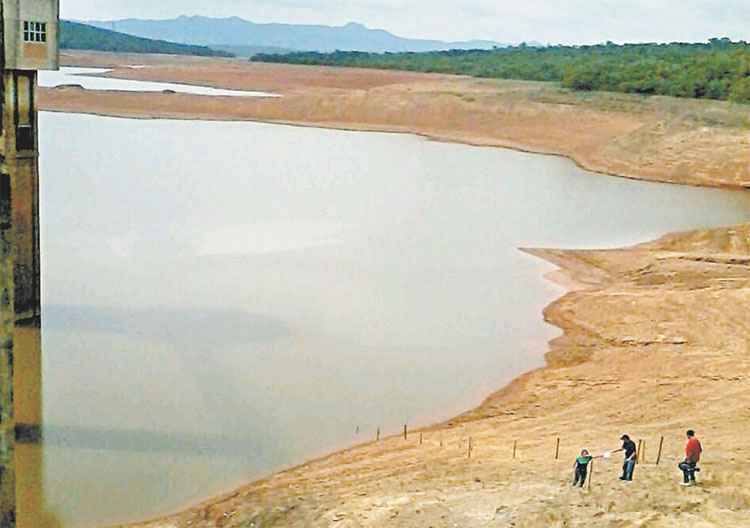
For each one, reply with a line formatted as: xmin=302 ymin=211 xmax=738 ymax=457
xmin=39 ymin=67 xmax=280 ymax=97
xmin=31 ymin=112 xmax=750 ymax=527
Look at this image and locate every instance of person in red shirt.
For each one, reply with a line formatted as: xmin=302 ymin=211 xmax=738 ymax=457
xmin=678 ymin=429 xmax=702 ymax=486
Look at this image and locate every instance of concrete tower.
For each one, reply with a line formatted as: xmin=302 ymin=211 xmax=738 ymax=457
xmin=0 ymin=1 xmax=59 ymax=525
xmin=3 ymin=0 xmax=60 ymax=320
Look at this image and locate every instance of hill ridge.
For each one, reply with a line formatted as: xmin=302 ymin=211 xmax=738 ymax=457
xmin=82 ymin=15 xmax=508 ymax=53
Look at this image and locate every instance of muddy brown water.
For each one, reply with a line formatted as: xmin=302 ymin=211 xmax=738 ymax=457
xmin=25 ymin=112 xmax=750 ymax=527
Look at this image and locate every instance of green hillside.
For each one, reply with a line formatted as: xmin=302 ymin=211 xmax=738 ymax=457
xmin=60 ymin=20 xmax=233 ymax=57
xmin=256 ymin=39 xmax=750 ymax=103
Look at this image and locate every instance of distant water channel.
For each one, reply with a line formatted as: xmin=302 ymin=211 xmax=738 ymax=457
xmin=31 ymin=112 xmax=750 ymax=527
xmin=39 ymin=67 xmax=280 ymax=97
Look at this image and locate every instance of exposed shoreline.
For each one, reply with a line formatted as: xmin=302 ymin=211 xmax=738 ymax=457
xmin=44 ymin=51 xmax=750 ymax=191
xmin=41 ymin=106 xmax=706 ymax=196
xmin=41 ymin=52 xmax=750 ymax=527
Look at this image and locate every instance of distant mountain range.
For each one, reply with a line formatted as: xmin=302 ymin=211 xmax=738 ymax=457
xmin=60 ymin=21 xmax=232 ymax=57
xmin=83 ymin=16 xmax=509 ymax=54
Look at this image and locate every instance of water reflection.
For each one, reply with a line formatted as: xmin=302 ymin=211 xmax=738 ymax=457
xmin=42 ymin=426 xmax=264 ymax=457
xmin=44 ymin=305 xmax=290 ymax=348
xmin=14 ymin=321 xmax=62 ymax=528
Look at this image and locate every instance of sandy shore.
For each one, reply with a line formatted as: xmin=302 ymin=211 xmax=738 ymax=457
xmin=39 ymin=52 xmax=750 ymax=527
xmin=44 ymin=51 xmax=750 ymax=189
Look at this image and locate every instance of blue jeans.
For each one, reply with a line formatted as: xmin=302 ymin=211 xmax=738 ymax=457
xmin=679 ymin=460 xmax=697 ymax=483
xmin=622 ymin=459 xmax=636 ymax=481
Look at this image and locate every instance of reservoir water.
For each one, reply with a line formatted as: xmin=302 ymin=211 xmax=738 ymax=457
xmin=30 ymin=112 xmax=750 ymax=527
xmin=39 ymin=67 xmax=280 ymax=98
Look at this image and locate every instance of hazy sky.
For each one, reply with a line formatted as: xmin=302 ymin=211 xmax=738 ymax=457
xmin=62 ymin=1 xmax=749 ymax=45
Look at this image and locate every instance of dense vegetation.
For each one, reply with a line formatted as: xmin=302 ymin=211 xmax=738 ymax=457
xmin=60 ymin=21 xmax=233 ymax=57
xmin=255 ymin=39 xmax=750 ymax=102
xmin=208 ymin=44 xmax=295 ymax=58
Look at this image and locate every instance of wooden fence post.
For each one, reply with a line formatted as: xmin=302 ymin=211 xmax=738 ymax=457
xmin=636 ymin=439 xmax=643 ymax=464
xmin=403 ymin=425 xmax=407 ymax=440
xmin=555 ymin=437 xmax=560 ymax=460
xmin=656 ymin=436 xmax=664 ymax=465
xmin=376 ymin=427 xmax=380 ymax=441
xmin=419 ymin=432 xmax=423 ymax=445
xmin=513 ymin=440 xmax=517 ymax=460
xmin=468 ymin=437 xmax=473 ymax=459
xmin=587 ymin=459 xmax=594 ymax=491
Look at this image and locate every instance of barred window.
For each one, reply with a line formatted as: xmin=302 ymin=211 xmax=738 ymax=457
xmin=23 ymin=21 xmax=47 ymax=43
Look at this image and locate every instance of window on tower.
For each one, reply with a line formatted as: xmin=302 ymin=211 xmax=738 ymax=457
xmin=23 ymin=21 xmax=47 ymax=43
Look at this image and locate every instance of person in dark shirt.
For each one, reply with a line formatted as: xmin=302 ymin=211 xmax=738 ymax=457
xmin=613 ymin=434 xmax=638 ymax=481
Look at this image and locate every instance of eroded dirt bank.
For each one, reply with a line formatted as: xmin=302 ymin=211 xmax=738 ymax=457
xmin=43 ymin=51 xmax=750 ymax=189
xmin=124 ymin=223 xmax=750 ymax=528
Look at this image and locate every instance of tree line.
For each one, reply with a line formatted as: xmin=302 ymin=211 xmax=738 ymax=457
xmin=254 ymin=38 xmax=750 ymax=103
